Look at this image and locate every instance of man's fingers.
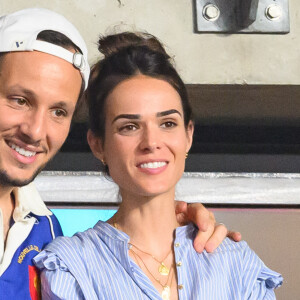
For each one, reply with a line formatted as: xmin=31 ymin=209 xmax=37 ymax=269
xmin=204 ymin=223 xmax=228 ymax=253
xmin=175 ymin=202 xmax=241 ymax=254
xmin=193 ymin=227 xmax=213 ymax=253
xmin=187 ymin=203 xmax=213 ymax=232
xmin=193 ymin=223 xmax=228 ymax=253
xmin=175 ymin=201 xmax=215 ymax=230
xmin=227 ymin=230 xmax=242 ymax=242
xmin=174 ymin=200 xmax=187 ymax=214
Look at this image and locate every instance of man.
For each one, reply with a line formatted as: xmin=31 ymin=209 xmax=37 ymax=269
xmin=0 ymin=7 xmax=239 ymax=300
xmin=0 ymin=8 xmax=89 ymax=299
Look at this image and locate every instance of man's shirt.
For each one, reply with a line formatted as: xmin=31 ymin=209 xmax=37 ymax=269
xmin=0 ymin=183 xmax=63 ymax=299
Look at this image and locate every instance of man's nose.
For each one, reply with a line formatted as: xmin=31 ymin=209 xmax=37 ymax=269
xmin=19 ymin=110 xmax=47 ymax=143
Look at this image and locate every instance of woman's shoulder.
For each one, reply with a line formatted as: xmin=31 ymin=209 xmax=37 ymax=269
xmin=212 ymin=238 xmax=283 ymax=293
xmin=47 ymin=227 xmax=97 ymax=252
xmin=33 ymin=224 xmax=104 ymax=273
xmin=214 ymin=237 xmax=249 ymax=253
xmin=212 ymin=238 xmax=264 ymax=266
xmin=35 ymin=220 xmax=124 ymax=263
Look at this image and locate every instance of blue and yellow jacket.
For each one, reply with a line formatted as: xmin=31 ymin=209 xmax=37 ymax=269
xmin=0 ymin=183 xmax=63 ymax=299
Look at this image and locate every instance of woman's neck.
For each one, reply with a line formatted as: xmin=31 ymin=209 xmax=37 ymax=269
xmin=108 ymin=190 xmax=179 ymax=258
xmin=109 ymin=190 xmax=180 ymax=299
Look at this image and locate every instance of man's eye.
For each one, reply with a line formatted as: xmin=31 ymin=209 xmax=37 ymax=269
xmin=12 ymin=97 xmax=27 ymax=106
xmin=53 ymin=109 xmax=67 ymax=117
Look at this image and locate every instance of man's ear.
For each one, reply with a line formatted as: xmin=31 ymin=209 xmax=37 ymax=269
xmin=186 ymin=121 xmax=194 ymax=153
xmin=87 ymin=129 xmax=104 ymax=161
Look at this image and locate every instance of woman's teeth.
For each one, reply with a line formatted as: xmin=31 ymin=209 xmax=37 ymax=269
xmin=140 ymin=162 xmax=166 ymax=169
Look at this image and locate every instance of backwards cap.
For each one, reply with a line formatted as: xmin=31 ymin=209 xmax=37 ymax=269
xmin=0 ymin=8 xmax=89 ymax=89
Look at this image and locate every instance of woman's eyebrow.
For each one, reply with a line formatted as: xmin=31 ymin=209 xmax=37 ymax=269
xmin=112 ymin=109 xmax=182 ymax=124
xmin=112 ymin=114 xmax=141 ymax=124
xmin=156 ymin=109 xmax=182 ymax=117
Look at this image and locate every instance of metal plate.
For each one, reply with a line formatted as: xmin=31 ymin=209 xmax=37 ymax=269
xmin=195 ymin=0 xmax=290 ymax=33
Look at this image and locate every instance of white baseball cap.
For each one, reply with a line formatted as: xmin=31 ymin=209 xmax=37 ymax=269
xmin=0 ymin=8 xmax=90 ymax=89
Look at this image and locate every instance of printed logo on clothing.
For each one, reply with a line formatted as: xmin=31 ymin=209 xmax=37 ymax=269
xmin=18 ymin=245 xmax=41 ymax=264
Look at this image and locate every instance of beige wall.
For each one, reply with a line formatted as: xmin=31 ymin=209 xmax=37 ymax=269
xmin=1 ymin=0 xmax=300 ymax=84
xmin=213 ymin=209 xmax=300 ymax=300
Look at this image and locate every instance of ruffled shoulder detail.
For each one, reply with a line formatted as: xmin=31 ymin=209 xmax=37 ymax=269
xmin=258 ymin=265 xmax=283 ymax=289
xmin=34 ymin=250 xmax=69 ymax=272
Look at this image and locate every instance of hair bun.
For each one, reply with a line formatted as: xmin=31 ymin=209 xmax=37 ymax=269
xmin=98 ymin=32 xmax=170 ymax=58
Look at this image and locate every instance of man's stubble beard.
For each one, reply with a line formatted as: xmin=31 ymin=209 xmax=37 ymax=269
xmin=0 ymin=163 xmax=47 ymax=187
xmin=0 ymin=132 xmax=68 ymax=188
xmin=0 ymin=149 xmax=60 ymax=188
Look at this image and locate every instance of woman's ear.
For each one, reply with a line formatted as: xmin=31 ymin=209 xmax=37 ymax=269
xmin=87 ymin=129 xmax=105 ymax=161
xmin=186 ymin=121 xmax=194 ymax=153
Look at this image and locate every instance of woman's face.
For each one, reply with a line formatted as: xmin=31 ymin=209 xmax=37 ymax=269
xmin=89 ymin=75 xmax=193 ymax=198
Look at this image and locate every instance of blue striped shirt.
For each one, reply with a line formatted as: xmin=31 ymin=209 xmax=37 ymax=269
xmin=34 ymin=221 xmax=282 ymax=299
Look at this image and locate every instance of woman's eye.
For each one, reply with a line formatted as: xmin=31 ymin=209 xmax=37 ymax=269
xmin=119 ymin=124 xmax=138 ymax=133
xmin=161 ymin=121 xmax=177 ymax=128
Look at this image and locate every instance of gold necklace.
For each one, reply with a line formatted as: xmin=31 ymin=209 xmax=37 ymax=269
xmin=129 ymin=243 xmax=172 ymax=276
xmin=113 ymin=222 xmax=172 ymax=276
xmin=130 ymin=247 xmax=174 ymax=300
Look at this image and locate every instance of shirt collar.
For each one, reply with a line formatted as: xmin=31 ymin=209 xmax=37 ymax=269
xmin=12 ymin=182 xmax=52 ymax=221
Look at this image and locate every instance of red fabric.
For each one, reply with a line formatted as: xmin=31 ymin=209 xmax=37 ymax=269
xmin=28 ymin=265 xmax=41 ymax=300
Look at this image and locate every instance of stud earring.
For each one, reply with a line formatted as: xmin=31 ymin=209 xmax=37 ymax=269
xmin=101 ymin=158 xmax=106 ymax=165
xmin=185 ymin=152 xmax=189 ymax=159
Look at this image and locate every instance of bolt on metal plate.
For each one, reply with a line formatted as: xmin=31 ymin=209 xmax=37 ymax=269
xmin=194 ymin=0 xmax=290 ymax=34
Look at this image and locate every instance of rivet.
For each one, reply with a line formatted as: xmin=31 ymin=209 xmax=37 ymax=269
xmin=266 ymin=4 xmax=282 ymax=20
xmin=203 ymin=4 xmax=220 ymax=22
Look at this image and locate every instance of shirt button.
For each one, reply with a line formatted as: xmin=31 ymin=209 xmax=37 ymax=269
xmin=176 ymin=261 xmax=182 ymax=267
xmin=178 ymin=284 xmax=184 ymax=290
xmin=175 ymin=243 xmax=180 ymax=247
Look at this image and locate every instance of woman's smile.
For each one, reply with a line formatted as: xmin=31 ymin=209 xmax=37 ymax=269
xmin=137 ymin=160 xmax=168 ymax=175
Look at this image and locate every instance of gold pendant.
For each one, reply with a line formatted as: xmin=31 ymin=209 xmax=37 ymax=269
xmin=161 ymin=285 xmax=170 ymax=300
xmin=158 ymin=262 xmax=169 ymax=275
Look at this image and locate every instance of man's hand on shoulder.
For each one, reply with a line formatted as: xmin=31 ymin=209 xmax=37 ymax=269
xmin=175 ymin=201 xmax=242 ymax=253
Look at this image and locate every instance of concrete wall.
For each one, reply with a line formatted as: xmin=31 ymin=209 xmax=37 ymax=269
xmin=1 ymin=0 xmax=300 ymax=84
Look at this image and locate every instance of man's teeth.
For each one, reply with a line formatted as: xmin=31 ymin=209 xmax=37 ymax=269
xmin=140 ymin=162 xmax=167 ymax=169
xmin=10 ymin=143 xmax=36 ymax=157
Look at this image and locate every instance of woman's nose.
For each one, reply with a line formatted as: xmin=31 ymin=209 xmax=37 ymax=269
xmin=139 ymin=126 xmax=162 ymax=152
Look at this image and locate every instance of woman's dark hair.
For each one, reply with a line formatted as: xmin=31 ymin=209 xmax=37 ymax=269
xmin=87 ymin=32 xmax=193 ymax=141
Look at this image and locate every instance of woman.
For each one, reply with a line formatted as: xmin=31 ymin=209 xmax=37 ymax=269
xmin=34 ymin=32 xmax=282 ymax=299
